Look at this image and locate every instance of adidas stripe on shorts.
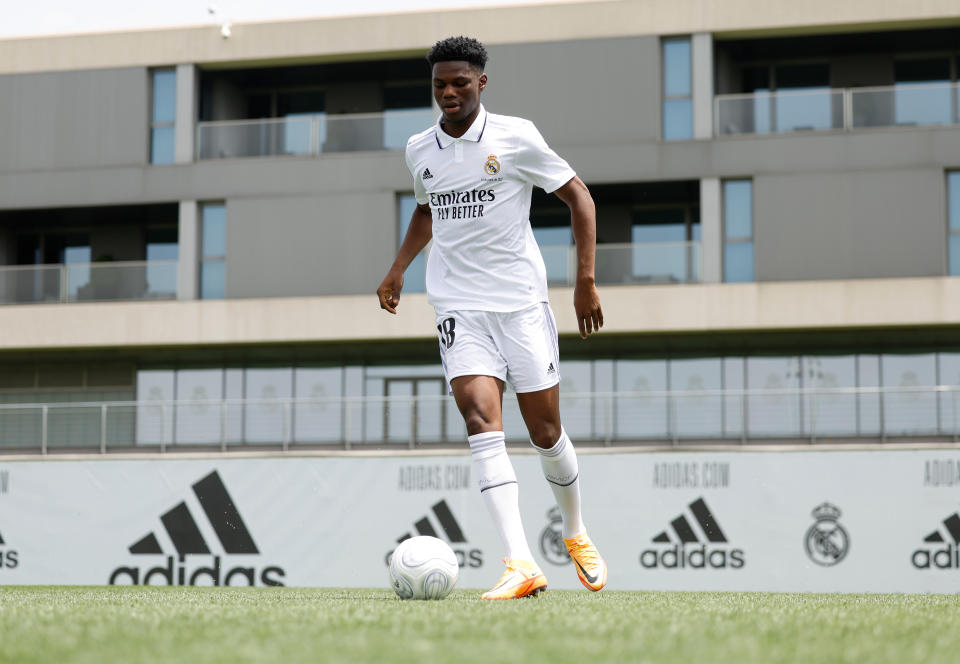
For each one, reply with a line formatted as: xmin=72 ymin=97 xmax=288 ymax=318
xmin=435 ymin=302 xmax=561 ymax=393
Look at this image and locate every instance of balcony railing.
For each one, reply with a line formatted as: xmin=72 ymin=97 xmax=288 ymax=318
xmin=2 ymin=385 xmax=959 ymax=454
xmin=196 ymin=108 xmax=436 ymax=160
xmin=541 ymin=241 xmax=700 ymax=286
xmin=715 ymin=82 xmax=960 ymax=136
xmin=0 ymin=260 xmax=177 ymax=305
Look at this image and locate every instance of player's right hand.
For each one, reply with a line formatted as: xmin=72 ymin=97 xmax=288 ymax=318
xmin=377 ymin=270 xmax=404 ymax=314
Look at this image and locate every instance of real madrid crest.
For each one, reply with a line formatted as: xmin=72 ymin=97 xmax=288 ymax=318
xmin=804 ymin=502 xmax=849 ymax=566
xmin=484 ymin=154 xmax=500 ymax=175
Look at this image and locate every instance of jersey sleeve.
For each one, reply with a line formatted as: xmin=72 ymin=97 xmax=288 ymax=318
xmin=405 ymin=141 xmax=429 ymax=205
xmin=514 ymin=121 xmax=576 ymax=193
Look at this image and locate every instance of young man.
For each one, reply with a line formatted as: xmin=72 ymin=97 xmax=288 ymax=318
xmin=376 ymin=36 xmax=607 ymax=599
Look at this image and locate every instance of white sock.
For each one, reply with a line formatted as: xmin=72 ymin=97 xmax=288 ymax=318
xmin=468 ymin=431 xmax=533 ymax=561
xmin=534 ymin=428 xmax=585 ymax=539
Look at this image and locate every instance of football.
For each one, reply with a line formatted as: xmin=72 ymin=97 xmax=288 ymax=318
xmin=388 ymin=536 xmax=459 ymax=600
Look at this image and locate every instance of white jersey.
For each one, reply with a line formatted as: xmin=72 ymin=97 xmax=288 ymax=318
xmin=405 ymin=105 xmax=575 ymax=312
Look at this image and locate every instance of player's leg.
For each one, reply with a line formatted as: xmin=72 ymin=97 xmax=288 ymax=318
xmin=501 ymin=303 xmax=607 ymax=591
xmin=437 ymin=309 xmax=544 ymax=599
xmin=517 ymin=386 xmax=606 ymax=591
xmin=450 ymin=375 xmax=546 ymax=599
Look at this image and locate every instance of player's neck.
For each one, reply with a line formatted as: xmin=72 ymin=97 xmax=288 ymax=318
xmin=439 ymin=107 xmax=481 ymax=139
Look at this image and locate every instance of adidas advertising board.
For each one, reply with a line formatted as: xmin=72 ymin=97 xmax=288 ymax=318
xmin=1 ymin=450 xmax=960 ymax=591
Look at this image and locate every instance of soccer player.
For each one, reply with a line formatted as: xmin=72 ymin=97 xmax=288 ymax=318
xmin=377 ymin=36 xmax=607 ymax=599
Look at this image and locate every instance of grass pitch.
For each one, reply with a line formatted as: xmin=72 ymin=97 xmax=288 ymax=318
xmin=1 ymin=587 xmax=958 ymax=664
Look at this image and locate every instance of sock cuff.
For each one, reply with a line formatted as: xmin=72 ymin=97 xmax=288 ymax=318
xmin=533 ymin=427 xmax=569 ymax=458
xmin=468 ymin=430 xmax=506 ymax=457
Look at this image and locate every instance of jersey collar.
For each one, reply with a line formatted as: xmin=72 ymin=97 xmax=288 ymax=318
xmin=434 ymin=105 xmax=488 ymax=149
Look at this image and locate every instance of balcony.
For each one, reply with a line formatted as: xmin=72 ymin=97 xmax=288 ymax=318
xmin=542 ymin=242 xmax=701 ymax=286
xmin=196 ymin=109 xmax=435 ymax=160
xmin=0 ymin=261 xmax=177 ymax=305
xmin=715 ymin=82 xmax=960 ymax=136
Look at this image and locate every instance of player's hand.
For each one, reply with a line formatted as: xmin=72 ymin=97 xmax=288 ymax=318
xmin=573 ymin=278 xmax=603 ymax=339
xmin=377 ymin=270 xmax=404 ymax=314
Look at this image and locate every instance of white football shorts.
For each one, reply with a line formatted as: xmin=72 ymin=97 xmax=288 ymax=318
xmin=435 ymin=302 xmax=561 ymax=394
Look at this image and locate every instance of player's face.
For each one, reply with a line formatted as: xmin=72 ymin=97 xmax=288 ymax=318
xmin=432 ymin=61 xmax=486 ymax=127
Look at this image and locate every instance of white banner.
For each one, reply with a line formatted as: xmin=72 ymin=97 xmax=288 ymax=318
xmin=1 ymin=450 xmax=959 ymax=592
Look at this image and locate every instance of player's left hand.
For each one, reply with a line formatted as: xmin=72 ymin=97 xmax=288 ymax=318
xmin=573 ymin=279 xmax=603 ymax=339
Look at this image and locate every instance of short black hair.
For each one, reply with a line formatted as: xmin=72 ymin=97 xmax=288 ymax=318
xmin=426 ymin=36 xmax=488 ymax=71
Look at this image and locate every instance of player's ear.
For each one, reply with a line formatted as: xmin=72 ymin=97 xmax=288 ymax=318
xmin=478 ymin=73 xmax=487 ymax=91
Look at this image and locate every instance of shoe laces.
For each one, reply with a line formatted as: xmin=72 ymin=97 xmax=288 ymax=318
xmin=568 ymin=537 xmax=600 ymax=566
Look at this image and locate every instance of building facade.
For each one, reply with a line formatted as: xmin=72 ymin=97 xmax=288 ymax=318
xmin=1 ymin=0 xmax=960 ymax=451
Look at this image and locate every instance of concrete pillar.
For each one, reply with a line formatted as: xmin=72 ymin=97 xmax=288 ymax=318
xmin=700 ymin=178 xmax=721 ymax=283
xmin=692 ymin=33 xmax=714 ymax=140
xmin=175 ymin=64 xmax=197 ymax=163
xmin=178 ymin=200 xmax=199 ymax=300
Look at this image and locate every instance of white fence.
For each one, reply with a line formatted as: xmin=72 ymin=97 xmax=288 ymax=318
xmin=2 ymin=385 xmax=960 ymax=453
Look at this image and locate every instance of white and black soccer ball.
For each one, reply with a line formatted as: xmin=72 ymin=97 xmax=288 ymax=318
xmin=388 ymin=536 xmax=459 ymax=600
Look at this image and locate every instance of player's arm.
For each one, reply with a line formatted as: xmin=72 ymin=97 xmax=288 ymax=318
xmin=553 ymin=176 xmax=603 ymax=338
xmin=376 ymin=203 xmax=433 ymax=314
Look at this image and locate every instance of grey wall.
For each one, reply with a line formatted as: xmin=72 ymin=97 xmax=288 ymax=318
xmin=484 ymin=37 xmax=660 ymax=148
xmin=755 ymin=169 xmax=946 ymax=281
xmin=0 ymin=68 xmax=148 ymax=172
xmin=226 ymin=193 xmax=398 ymax=297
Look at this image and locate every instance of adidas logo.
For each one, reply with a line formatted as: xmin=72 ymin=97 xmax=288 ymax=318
xmin=422 ymin=168 xmax=434 ymax=180
xmin=109 ymin=470 xmax=285 ymax=586
xmin=0 ymin=529 xmax=18 ymax=570
xmin=547 ymin=362 xmax=556 ymax=375
xmin=387 ymin=499 xmax=482 ymax=568
xmin=640 ymin=497 xmax=745 ymax=569
xmin=912 ymin=510 xmax=960 ymax=569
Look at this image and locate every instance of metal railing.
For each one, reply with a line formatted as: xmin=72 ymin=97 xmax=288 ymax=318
xmin=715 ymin=82 xmax=960 ymax=136
xmin=196 ymin=108 xmax=435 ymax=160
xmin=542 ymin=241 xmax=701 ymax=286
xmin=0 ymin=260 xmax=178 ymax=305
xmin=2 ymin=385 xmax=959 ymax=454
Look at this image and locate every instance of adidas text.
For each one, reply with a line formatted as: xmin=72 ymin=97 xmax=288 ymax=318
xmin=640 ymin=544 xmax=745 ymax=569
xmin=912 ymin=545 xmax=960 ymax=569
xmin=384 ymin=547 xmax=482 ymax=569
xmin=109 ymin=556 xmax=286 ymax=586
xmin=0 ymin=551 xmax=18 ymax=569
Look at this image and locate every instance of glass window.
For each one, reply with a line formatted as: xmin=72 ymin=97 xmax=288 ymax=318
xmin=773 ymin=63 xmax=833 ymax=132
xmin=244 ymin=368 xmax=293 ymax=443
xmin=949 ymin=173 xmax=960 ymax=276
xmin=146 ymin=227 xmax=178 ymax=298
xmin=857 ymin=354 xmax=881 ymax=436
xmin=746 ymin=357 xmax=801 ymax=437
xmin=881 ymin=354 xmax=937 ymax=436
xmin=534 ymin=226 xmax=573 ymax=286
xmin=632 ymin=208 xmax=688 ymax=283
xmin=175 ymin=369 xmax=224 ymax=444
xmin=200 ymin=203 xmax=226 ymax=299
xmin=398 ymin=194 xmax=427 ymax=293
xmin=722 ymin=357 xmax=745 ymax=438
xmin=723 ymin=180 xmax=754 ymax=282
xmin=294 ymin=368 xmax=343 ymax=443
xmin=559 ymin=361 xmax=593 ymax=440
xmin=894 ymin=58 xmax=951 ymax=127
xmin=662 ymin=38 xmax=693 ymax=140
xmin=150 ymin=69 xmax=176 ymax=165
xmin=938 ymin=353 xmax=960 ymax=434
xmin=803 ymin=356 xmax=857 ymax=436
xmin=384 ymin=85 xmax=432 ymax=151
xmin=135 ymin=370 xmax=174 ymax=444
xmin=616 ymin=360 xmax=667 ymax=439
xmin=670 ymin=358 xmax=722 ymax=438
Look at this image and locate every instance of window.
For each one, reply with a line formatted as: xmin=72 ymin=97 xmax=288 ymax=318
xmin=631 ymin=207 xmax=700 ymax=282
xmin=662 ymin=38 xmax=693 ymax=140
xmin=200 ymin=203 xmax=226 ymax=299
xmin=894 ymin=58 xmax=952 ymax=126
xmin=949 ymin=172 xmax=960 ymax=275
xmin=145 ymin=227 xmax=178 ymax=298
xmin=723 ymin=180 xmax=754 ymax=282
xmin=398 ymin=194 xmax=427 ymax=293
xmin=150 ymin=69 xmax=176 ymax=164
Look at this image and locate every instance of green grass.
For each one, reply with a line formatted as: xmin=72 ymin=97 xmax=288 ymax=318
xmin=0 ymin=587 xmax=958 ymax=664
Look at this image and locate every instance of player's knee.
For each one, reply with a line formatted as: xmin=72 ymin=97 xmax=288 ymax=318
xmin=463 ymin=410 xmax=498 ymax=436
xmin=528 ymin=421 xmax=562 ymax=449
